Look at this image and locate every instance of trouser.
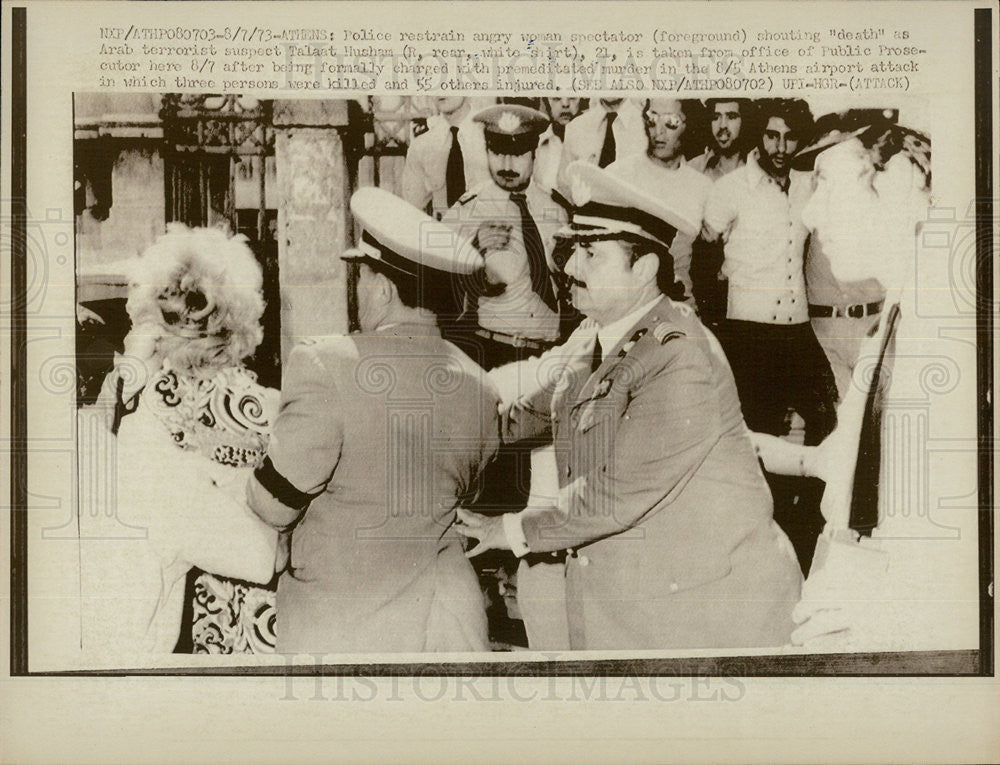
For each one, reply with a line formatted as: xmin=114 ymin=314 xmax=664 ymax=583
xmin=514 ymin=444 xmax=570 ymax=650
xmin=517 ymin=552 xmax=570 ymax=650
xmin=717 ymin=319 xmax=839 ymax=573
xmin=690 ymin=237 xmax=728 ymax=330
xmin=810 ymin=313 xmax=882 ymax=403
xmin=444 ymin=327 xmax=554 ymax=648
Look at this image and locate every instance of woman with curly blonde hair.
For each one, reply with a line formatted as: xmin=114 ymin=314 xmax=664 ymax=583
xmin=80 ymin=224 xmax=284 ymax=656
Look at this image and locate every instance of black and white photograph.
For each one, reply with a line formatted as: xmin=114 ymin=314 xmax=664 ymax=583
xmin=61 ymin=91 xmax=981 ymax=665
xmin=3 ymin=1 xmax=996 ymax=762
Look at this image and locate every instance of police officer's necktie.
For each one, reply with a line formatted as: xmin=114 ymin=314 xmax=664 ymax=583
xmin=446 ymin=125 xmax=465 ymax=207
xmin=598 ymin=111 xmax=617 ymax=168
xmin=509 ymin=192 xmax=557 ymax=311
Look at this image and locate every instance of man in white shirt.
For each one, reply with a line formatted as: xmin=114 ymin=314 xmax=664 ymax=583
xmin=533 ymin=96 xmax=585 ymax=194
xmin=555 ymin=98 xmax=646 ymax=196
xmin=702 ymin=98 xmax=838 ymax=571
xmin=689 ymin=99 xmax=750 ymax=325
xmin=607 ymin=98 xmax=712 ymax=306
xmin=795 ymin=111 xmax=894 ymax=402
xmin=401 ymin=97 xmax=489 ymax=219
xmin=456 ymin=161 xmax=801 ymax=650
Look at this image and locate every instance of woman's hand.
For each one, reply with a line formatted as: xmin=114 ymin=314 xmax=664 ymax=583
xmin=454 ymin=507 xmax=512 ymax=557
xmin=474 ymin=220 xmax=512 ymax=255
xmin=808 ymin=425 xmax=858 ymax=530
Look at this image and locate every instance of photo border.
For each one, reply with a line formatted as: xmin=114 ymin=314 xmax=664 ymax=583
xmin=6 ymin=3 xmax=995 ymax=678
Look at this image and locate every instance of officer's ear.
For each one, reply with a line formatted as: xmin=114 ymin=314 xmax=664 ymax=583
xmin=630 ymin=249 xmax=660 ymax=284
xmin=370 ymin=270 xmax=396 ymax=306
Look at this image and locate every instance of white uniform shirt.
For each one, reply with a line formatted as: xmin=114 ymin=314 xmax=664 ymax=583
xmin=556 ymin=100 xmax=647 ymax=194
xmin=402 ymin=112 xmax=489 ymax=219
xmin=440 ymin=178 xmax=565 ymax=341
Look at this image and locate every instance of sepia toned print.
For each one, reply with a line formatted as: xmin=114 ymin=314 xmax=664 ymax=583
xmin=63 ymin=92 xmax=979 ymax=667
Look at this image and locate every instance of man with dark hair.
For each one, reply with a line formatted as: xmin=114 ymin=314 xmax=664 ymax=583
xmin=689 ymin=98 xmax=751 ymax=325
xmin=703 ymin=98 xmax=838 ymax=571
xmin=690 ymin=98 xmax=751 ymax=180
xmin=247 ymin=188 xmax=500 ymax=653
xmin=440 ymin=104 xmax=567 ymax=370
xmin=606 ymin=98 xmax=713 ymax=307
xmin=438 ymin=104 xmax=569 ymax=646
xmin=458 ymin=161 xmax=801 ymax=650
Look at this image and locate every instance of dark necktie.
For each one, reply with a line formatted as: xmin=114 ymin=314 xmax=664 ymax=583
xmin=509 ymin=192 xmax=557 ymax=311
xmin=849 ymin=302 xmax=902 ymax=536
xmin=598 ymin=112 xmax=617 ymax=168
xmin=590 ymin=336 xmax=603 ymax=373
xmin=446 ymin=125 xmax=465 ymax=207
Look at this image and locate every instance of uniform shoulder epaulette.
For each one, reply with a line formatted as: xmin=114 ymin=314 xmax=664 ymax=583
xmin=615 ymin=327 xmax=648 ymax=360
xmin=456 ymin=189 xmax=478 ymax=206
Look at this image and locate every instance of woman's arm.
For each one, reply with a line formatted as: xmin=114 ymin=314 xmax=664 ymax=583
xmin=749 ymin=432 xmax=817 ymax=477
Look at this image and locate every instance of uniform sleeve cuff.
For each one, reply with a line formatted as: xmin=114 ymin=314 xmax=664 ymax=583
xmin=503 ymin=512 xmax=531 ymax=558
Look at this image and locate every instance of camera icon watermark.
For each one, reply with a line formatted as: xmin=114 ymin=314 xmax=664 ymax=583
xmin=1 ymin=201 xmax=73 ymax=316
xmin=915 ymin=199 xmax=998 ymax=319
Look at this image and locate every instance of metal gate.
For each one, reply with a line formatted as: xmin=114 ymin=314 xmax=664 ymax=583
xmin=160 ymin=94 xmax=281 ymax=387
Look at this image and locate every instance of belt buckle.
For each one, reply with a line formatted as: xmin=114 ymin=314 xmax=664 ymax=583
xmin=847 ymin=304 xmax=864 ymax=319
xmin=511 ymin=333 xmax=527 ymax=348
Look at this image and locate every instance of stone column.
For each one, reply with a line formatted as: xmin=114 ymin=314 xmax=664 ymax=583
xmin=273 ymin=100 xmax=352 ymax=362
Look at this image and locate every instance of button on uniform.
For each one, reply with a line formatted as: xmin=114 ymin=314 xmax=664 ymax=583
xmin=578 ymin=555 xmax=590 ymax=567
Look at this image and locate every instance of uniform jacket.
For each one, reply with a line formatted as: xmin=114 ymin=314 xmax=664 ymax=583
xmin=507 ymin=297 xmax=802 ymax=650
xmin=248 ymin=324 xmax=501 ymax=653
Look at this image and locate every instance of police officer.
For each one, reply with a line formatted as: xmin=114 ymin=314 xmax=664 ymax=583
xmin=247 ymin=188 xmax=501 ymax=653
xmin=457 ymin=161 xmax=802 ymax=650
xmin=440 ymin=103 xmax=569 ymax=369
xmin=402 ymin=96 xmax=489 ymax=220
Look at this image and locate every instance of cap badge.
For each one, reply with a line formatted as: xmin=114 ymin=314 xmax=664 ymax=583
xmin=498 ymin=111 xmax=522 ymax=133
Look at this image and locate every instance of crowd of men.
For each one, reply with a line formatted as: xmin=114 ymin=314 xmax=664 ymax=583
xmin=248 ymin=94 xmax=913 ymax=652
